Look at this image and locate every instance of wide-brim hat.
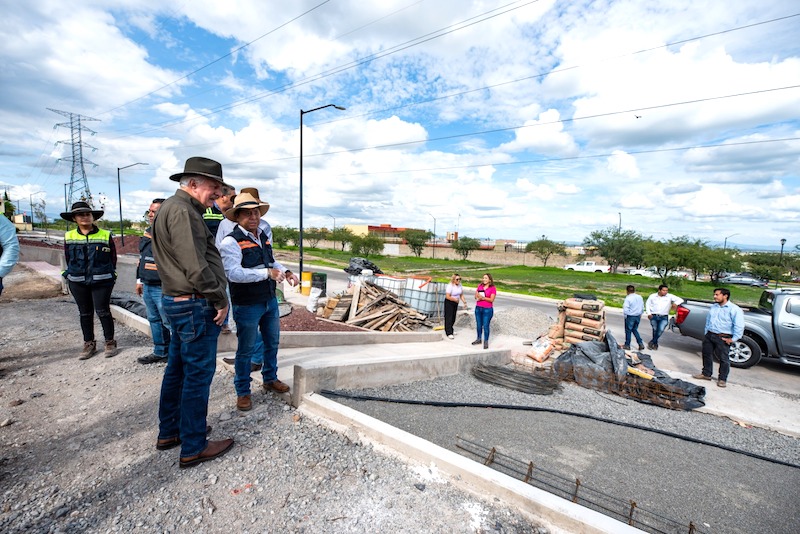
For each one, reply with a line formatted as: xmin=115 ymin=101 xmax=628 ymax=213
xmin=169 ymin=156 xmax=232 ymax=189
xmin=60 ymin=201 xmax=104 ymax=222
xmin=224 ymin=191 xmax=270 ymax=221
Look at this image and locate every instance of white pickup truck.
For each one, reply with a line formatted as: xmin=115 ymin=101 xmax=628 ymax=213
xmin=563 ymin=261 xmax=610 ymax=273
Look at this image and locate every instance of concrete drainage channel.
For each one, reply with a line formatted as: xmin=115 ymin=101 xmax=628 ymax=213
xmin=299 ymin=393 xmax=642 ymax=534
xmin=113 ymin=304 xmax=641 ymax=533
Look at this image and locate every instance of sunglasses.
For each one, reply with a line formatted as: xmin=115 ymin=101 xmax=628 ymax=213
xmin=455 ymin=278 xmax=461 ymax=281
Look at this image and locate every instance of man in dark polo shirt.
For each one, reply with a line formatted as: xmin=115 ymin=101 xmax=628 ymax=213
xmin=150 ymin=156 xmax=234 ymax=469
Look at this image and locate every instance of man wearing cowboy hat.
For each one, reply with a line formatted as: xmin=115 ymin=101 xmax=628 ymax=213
xmin=150 ymin=156 xmax=234 ymax=468
xmin=219 ymin=191 xmax=298 ymax=411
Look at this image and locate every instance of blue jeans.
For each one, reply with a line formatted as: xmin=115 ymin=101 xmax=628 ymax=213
xmin=232 ymin=298 xmax=280 ymax=396
xmin=475 ymin=306 xmax=494 ymax=342
xmin=649 ymin=315 xmax=669 ymax=345
xmin=624 ymin=315 xmax=643 ymax=346
xmin=142 ymin=283 xmax=171 ymax=356
xmin=158 ymin=295 xmax=221 ymax=458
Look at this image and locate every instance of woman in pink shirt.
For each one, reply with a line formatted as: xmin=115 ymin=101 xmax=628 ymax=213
xmin=472 ymin=273 xmax=496 ymax=349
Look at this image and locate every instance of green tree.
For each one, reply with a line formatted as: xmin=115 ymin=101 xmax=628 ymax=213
xmin=3 ymin=190 xmax=15 ymax=219
xmin=699 ymin=247 xmax=742 ymax=283
xmin=32 ymin=199 xmax=47 ymax=230
xmin=525 ymin=236 xmax=567 ymax=267
xmin=582 ymin=227 xmax=646 ymax=273
xmin=451 ymin=236 xmax=481 ymax=260
xmin=746 ymin=252 xmax=784 ymax=282
xmin=401 ymin=228 xmax=433 ymax=257
xmin=350 ymin=234 xmax=384 ymax=257
xmin=330 ymin=227 xmax=354 ymax=251
xmin=271 ymin=225 xmax=295 ymax=248
xmin=305 ymin=227 xmax=327 ymax=248
xmin=643 ymin=236 xmax=699 ymax=282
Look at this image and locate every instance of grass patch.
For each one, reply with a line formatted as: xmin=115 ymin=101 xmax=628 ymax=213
xmin=292 ymin=248 xmax=768 ymax=308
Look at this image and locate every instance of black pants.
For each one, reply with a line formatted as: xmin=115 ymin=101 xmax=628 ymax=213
xmin=68 ymin=280 xmax=115 ymax=342
xmin=701 ymin=332 xmax=731 ymax=382
xmin=444 ymin=299 xmax=458 ymax=336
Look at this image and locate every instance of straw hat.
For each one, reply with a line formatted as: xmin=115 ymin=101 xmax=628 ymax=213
xmin=224 ymin=191 xmax=270 ymax=221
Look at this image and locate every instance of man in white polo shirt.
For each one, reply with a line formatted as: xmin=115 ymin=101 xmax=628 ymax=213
xmin=645 ymin=284 xmax=683 ymax=350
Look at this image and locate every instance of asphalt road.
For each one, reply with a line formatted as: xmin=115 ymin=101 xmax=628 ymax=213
xmin=112 ymin=255 xmax=799 ymax=396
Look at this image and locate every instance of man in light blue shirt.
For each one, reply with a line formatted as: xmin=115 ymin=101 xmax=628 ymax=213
xmin=693 ymin=288 xmax=744 ymax=388
xmin=622 ymin=284 xmax=645 ymax=350
xmin=0 ymin=215 xmax=20 ymax=296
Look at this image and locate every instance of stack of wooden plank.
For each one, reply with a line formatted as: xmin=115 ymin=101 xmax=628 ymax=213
xmin=323 ymin=281 xmax=431 ymax=331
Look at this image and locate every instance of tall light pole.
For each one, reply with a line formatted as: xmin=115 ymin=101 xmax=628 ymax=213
xmin=777 ymin=238 xmax=787 ymax=288
xmin=327 ymin=213 xmax=336 ymax=230
xmin=428 ymin=213 xmax=436 ymax=259
xmin=299 ymin=104 xmax=345 ymax=280
xmin=117 ymin=162 xmax=148 ymax=246
xmin=723 ymin=233 xmax=739 ymax=251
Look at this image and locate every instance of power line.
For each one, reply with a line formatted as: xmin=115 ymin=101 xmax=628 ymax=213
xmin=106 ymin=9 xmax=799 ymax=141
xmin=101 ymin=0 xmax=542 ymax=138
xmin=334 ymin=136 xmax=800 ymax=178
xmin=98 ymin=0 xmax=333 ymax=117
xmin=206 ymin=85 xmax=800 ymax=169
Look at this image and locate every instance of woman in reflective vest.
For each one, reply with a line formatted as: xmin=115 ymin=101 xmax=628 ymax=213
xmin=61 ymin=201 xmax=118 ymax=360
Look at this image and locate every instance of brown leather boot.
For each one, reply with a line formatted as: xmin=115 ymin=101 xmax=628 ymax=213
xmin=237 ymin=394 xmax=252 ymax=411
xmin=78 ymin=341 xmax=97 ymax=360
xmin=179 ymin=439 xmax=235 ymax=469
xmin=104 ymin=340 xmax=118 ymax=358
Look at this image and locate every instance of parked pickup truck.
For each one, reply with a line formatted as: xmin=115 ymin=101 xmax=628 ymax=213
xmin=564 ymin=261 xmax=610 ymax=273
xmin=673 ymin=288 xmax=800 ymax=368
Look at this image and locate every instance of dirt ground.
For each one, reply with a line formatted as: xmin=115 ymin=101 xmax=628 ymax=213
xmin=0 ymin=265 xmax=543 ymax=534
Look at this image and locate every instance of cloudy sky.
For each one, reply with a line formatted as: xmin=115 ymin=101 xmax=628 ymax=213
xmin=1 ymin=0 xmax=798 ymax=250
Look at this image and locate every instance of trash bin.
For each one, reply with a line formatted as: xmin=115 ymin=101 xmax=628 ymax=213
xmin=301 ymin=271 xmax=312 ymax=296
xmin=311 ymin=272 xmax=327 ymax=297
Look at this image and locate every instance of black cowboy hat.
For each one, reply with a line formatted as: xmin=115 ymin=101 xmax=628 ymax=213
xmin=60 ymin=201 xmax=104 ymax=222
xmin=169 ymin=156 xmax=232 ymax=189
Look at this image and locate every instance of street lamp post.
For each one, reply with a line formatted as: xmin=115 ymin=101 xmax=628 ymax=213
xmin=723 ymin=233 xmax=739 ymax=251
xmin=117 ymin=162 xmax=148 ymax=246
xmin=428 ymin=213 xmax=436 ymax=259
xmin=299 ymin=104 xmax=345 ymax=281
xmin=777 ymin=238 xmax=787 ymax=288
xmin=327 ymin=213 xmax=336 ymax=230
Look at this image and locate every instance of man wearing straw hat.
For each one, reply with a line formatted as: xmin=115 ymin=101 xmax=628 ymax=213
xmin=216 ymin=187 xmax=296 ymax=375
xmin=219 ymin=191 xmax=298 ymax=411
xmin=150 ymin=156 xmax=234 ymax=468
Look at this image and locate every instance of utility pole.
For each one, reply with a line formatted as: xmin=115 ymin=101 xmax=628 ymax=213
xmin=49 ymin=108 xmax=100 ymax=209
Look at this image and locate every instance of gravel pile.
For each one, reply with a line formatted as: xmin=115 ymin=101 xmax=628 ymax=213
xmin=454 ymin=306 xmax=556 ymax=339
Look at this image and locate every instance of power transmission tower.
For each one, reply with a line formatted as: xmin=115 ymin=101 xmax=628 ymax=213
xmin=48 ymin=108 xmax=100 ymax=208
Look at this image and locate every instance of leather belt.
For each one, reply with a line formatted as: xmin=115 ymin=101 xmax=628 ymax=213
xmin=709 ymin=331 xmax=732 ymax=338
xmin=173 ymin=293 xmax=205 ymax=302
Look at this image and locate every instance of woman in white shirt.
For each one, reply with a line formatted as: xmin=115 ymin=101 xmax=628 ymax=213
xmin=443 ymin=273 xmax=467 ymax=339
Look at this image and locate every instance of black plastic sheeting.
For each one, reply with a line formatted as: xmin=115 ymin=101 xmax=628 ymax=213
xmin=343 ymin=257 xmax=384 ymax=275
xmin=553 ymin=330 xmax=706 ymax=411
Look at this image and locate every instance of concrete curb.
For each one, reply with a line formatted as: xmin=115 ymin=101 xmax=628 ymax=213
xmin=290 ymin=349 xmax=511 ymax=408
xmin=299 ymin=393 xmax=643 ymax=534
